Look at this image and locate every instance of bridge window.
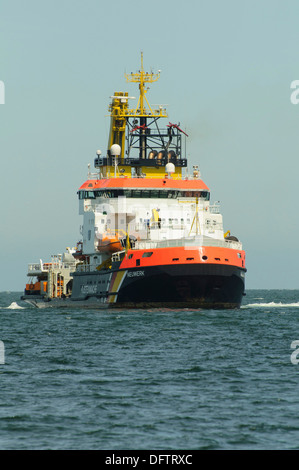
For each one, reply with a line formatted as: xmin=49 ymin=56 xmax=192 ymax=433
xmin=79 ymin=189 xmax=211 ymax=200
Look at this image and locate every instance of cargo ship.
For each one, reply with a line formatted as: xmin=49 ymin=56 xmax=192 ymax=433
xmin=21 ymin=54 xmax=246 ymax=309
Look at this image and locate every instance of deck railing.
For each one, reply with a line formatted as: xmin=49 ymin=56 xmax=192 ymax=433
xmin=136 ymin=236 xmax=242 ymax=250
xmin=27 ymin=261 xmax=77 ymax=274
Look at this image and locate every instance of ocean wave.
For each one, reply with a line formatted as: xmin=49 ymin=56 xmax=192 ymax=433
xmin=243 ymin=302 xmax=299 ymax=308
xmin=6 ymin=302 xmax=25 ymax=310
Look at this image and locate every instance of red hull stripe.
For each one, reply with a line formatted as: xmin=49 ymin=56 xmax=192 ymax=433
xmin=120 ymin=246 xmax=246 ymax=270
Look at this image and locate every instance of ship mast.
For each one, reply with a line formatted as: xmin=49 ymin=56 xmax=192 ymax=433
xmin=125 ymin=52 xmax=167 ymax=160
xmin=95 ymin=54 xmax=188 ymax=180
xmin=125 ymin=52 xmax=164 ymax=117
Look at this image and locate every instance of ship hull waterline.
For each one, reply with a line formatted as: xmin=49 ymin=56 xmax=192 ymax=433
xmin=21 ymin=263 xmax=246 ymax=309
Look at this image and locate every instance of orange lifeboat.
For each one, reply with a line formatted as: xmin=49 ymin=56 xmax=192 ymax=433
xmin=97 ymin=233 xmax=123 ymax=253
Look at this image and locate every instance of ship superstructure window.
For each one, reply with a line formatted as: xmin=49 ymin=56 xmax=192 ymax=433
xmin=78 ymin=191 xmax=96 ymax=199
xmin=78 ymin=189 xmax=210 ymax=200
xmin=142 ymin=252 xmax=153 ymax=258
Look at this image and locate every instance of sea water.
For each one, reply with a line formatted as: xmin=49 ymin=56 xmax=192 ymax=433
xmin=0 ymin=290 xmax=299 ymax=450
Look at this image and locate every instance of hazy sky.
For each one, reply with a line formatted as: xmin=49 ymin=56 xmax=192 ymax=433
xmin=1 ymin=0 xmax=299 ymax=291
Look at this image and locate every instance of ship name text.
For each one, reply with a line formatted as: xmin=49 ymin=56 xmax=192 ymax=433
xmin=127 ymin=270 xmax=145 ymax=278
xmin=81 ymin=284 xmax=98 ymax=294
